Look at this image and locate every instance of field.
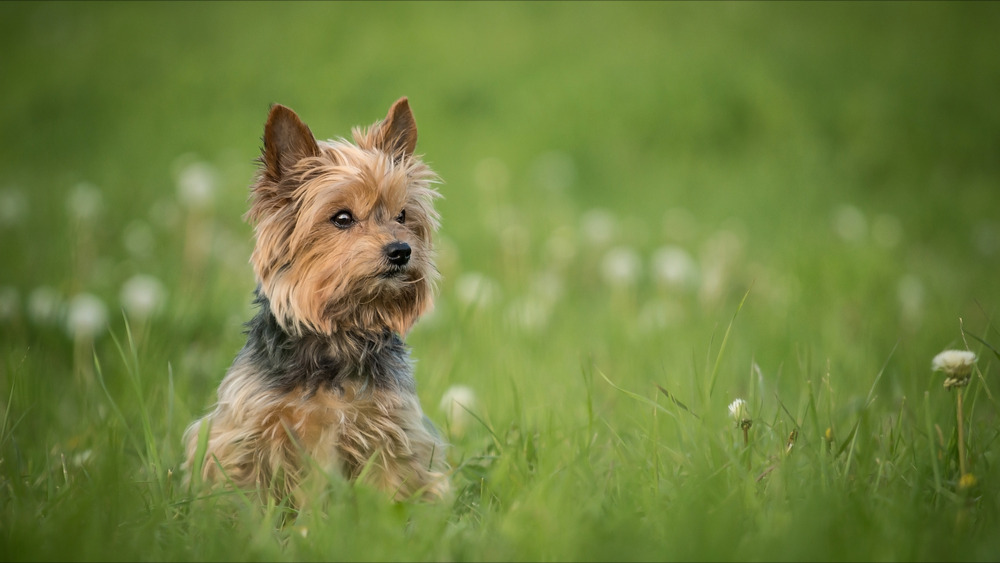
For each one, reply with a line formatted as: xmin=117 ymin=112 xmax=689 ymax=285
xmin=2 ymin=2 xmax=1000 ymax=560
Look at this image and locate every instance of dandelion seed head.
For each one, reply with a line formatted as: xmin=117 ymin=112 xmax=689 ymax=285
xmin=581 ymin=209 xmax=617 ymax=246
xmin=0 ymin=188 xmax=28 ymax=227
xmin=65 ymin=293 xmax=108 ymax=340
xmin=28 ymin=287 xmax=62 ymax=325
xmin=832 ymin=204 xmax=867 ymax=243
xmin=728 ymin=398 xmax=749 ymax=423
xmin=176 ymin=161 xmax=217 ymax=210
xmin=120 ymin=274 xmax=166 ymax=320
xmin=439 ymin=385 xmax=477 ymax=435
xmin=67 ymin=182 xmax=103 ymax=222
xmin=455 ymin=272 xmax=500 ymax=309
xmin=506 ymin=296 xmax=551 ymax=332
xmin=651 ymin=245 xmax=698 ymax=290
xmin=531 ymin=151 xmax=576 ymax=192
xmin=601 ymin=246 xmax=641 ymax=287
xmin=932 ymin=349 xmax=976 ymax=389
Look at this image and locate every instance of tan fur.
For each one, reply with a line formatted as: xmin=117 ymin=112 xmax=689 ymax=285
xmin=184 ymin=356 xmax=449 ymax=503
xmin=183 ymin=98 xmax=449 ymax=504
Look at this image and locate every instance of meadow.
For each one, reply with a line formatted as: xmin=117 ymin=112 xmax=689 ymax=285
xmin=2 ymin=2 xmax=1000 ymax=560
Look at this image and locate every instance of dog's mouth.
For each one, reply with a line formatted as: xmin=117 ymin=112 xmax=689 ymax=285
xmin=379 ymin=264 xmax=409 ymax=279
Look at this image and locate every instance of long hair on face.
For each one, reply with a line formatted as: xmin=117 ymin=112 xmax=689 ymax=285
xmin=246 ymin=99 xmax=441 ymax=339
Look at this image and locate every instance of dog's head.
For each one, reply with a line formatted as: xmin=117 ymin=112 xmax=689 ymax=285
xmin=246 ymin=98 xmax=440 ymax=337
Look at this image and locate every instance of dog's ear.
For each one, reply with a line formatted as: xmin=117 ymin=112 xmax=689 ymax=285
xmin=262 ymin=104 xmax=320 ymax=181
xmin=374 ymin=97 xmax=418 ymax=159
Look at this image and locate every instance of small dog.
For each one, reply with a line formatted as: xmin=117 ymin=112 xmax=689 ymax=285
xmin=183 ymin=97 xmax=449 ymax=504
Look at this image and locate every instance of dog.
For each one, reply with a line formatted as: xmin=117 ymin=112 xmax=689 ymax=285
xmin=183 ymin=97 xmax=449 ymax=504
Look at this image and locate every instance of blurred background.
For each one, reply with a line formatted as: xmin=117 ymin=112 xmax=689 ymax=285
xmin=0 ymin=0 xmax=998 ymax=520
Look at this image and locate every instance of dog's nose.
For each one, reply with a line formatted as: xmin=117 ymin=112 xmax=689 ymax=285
xmin=384 ymin=241 xmax=411 ymax=267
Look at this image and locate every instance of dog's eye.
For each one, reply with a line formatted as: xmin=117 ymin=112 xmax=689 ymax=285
xmin=331 ymin=210 xmax=355 ymax=229
xmin=395 ymin=209 xmax=406 ymax=224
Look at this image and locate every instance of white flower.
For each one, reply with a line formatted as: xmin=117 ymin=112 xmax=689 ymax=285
xmin=455 ymin=272 xmax=500 ymax=309
xmin=531 ymin=151 xmax=576 ymax=192
xmin=65 ymin=293 xmax=108 ymax=340
xmin=832 ymin=204 xmax=867 ymax=243
xmin=66 ymin=182 xmax=103 ymax=221
xmin=0 ymin=188 xmax=28 ymax=227
xmin=120 ymin=274 xmax=166 ymax=320
xmin=651 ymin=245 xmax=698 ymax=289
xmin=601 ymin=246 xmax=641 ymax=287
xmin=580 ymin=209 xmax=617 ymax=246
xmin=506 ymin=296 xmax=551 ymax=332
xmin=932 ymin=350 xmax=977 ymax=389
xmin=439 ymin=385 xmax=477 ymax=435
xmin=728 ymin=398 xmax=750 ymax=424
xmin=0 ymin=286 xmax=19 ymax=320
xmin=28 ymin=286 xmax=62 ymax=325
xmin=176 ymin=161 xmax=217 ymax=210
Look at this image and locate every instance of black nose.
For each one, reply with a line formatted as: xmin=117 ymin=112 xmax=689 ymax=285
xmin=384 ymin=241 xmax=411 ymax=266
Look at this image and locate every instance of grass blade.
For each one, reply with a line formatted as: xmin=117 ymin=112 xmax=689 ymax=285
xmin=707 ymin=284 xmax=753 ymax=400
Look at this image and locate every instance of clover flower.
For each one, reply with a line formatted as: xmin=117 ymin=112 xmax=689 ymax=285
xmin=932 ymin=349 xmax=977 ymax=390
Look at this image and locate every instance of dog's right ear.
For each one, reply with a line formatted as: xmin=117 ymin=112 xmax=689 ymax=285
xmin=262 ymin=104 xmax=319 ymax=181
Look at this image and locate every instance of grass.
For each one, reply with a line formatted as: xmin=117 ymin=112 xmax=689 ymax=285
xmin=2 ymin=1 xmax=1000 ymax=560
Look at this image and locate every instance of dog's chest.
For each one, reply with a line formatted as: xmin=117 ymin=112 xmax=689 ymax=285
xmin=281 ymin=383 xmax=412 ymax=472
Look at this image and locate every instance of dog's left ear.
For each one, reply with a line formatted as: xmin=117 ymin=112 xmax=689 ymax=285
xmin=374 ymin=97 xmax=418 ymax=158
xmin=262 ymin=104 xmax=320 ymax=181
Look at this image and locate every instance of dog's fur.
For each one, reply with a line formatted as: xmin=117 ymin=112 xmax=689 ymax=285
xmin=183 ymin=98 xmax=449 ymax=503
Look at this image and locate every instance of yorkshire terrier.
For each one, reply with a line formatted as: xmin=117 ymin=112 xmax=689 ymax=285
xmin=183 ymin=97 xmax=449 ymax=504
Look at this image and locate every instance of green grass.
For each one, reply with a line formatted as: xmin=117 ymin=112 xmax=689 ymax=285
xmin=2 ymin=1 xmax=1000 ymax=560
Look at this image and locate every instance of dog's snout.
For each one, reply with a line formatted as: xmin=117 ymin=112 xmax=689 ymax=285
xmin=384 ymin=241 xmax=411 ymax=266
